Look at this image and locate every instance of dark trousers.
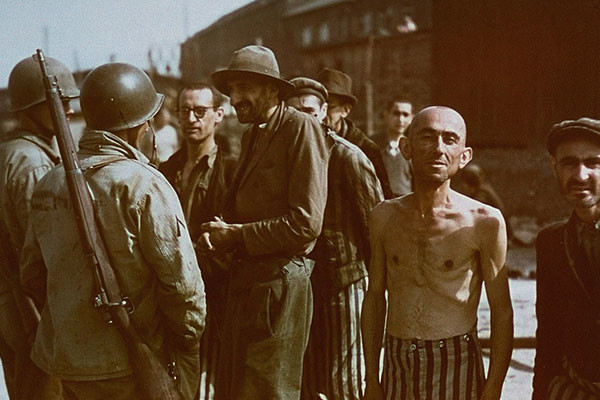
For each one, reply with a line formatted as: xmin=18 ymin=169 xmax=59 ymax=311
xmin=216 ymin=256 xmax=313 ymax=400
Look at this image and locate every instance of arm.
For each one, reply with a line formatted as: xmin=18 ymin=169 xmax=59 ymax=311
xmin=531 ymin=229 xmax=564 ymax=399
xmin=19 ymin=217 xmax=47 ymax=311
xmin=478 ymin=209 xmax=513 ymax=400
xmin=202 ymin=115 xmax=330 ymax=255
xmin=138 ymin=177 xmax=206 ymax=351
xmin=346 ymin=150 xmax=384 ymax=270
xmin=361 ymin=205 xmax=388 ymax=400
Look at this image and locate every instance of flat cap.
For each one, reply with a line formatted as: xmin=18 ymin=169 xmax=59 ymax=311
xmin=288 ymin=77 xmax=328 ymax=104
xmin=547 ymin=117 xmax=600 ymax=154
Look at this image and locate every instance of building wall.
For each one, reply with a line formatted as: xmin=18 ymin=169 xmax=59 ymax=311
xmin=180 ymin=0 xmax=433 ymax=134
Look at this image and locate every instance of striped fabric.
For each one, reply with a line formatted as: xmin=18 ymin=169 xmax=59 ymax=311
xmin=382 ymin=332 xmax=485 ymax=400
xmin=301 ymin=278 xmax=367 ymax=400
xmin=548 ymin=358 xmax=600 ymax=400
xmin=197 ymin=313 xmax=220 ymax=400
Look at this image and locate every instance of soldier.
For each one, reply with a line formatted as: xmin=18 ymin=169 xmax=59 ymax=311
xmin=159 ymin=82 xmax=236 ymax=399
xmin=362 ymin=107 xmax=513 ymax=400
xmin=286 ymin=77 xmax=384 ymax=399
xmin=372 ymin=97 xmax=415 ymax=197
xmin=317 ymin=68 xmax=393 ymax=199
xmin=0 ymin=55 xmax=78 ymax=399
xmin=20 ymin=62 xmax=206 ymax=400
xmin=533 ymin=118 xmax=600 ymax=399
xmin=201 ymin=45 xmax=330 ymax=399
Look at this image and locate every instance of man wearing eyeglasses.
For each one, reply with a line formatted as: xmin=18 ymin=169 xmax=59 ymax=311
xmin=159 ymin=82 xmax=236 ymax=400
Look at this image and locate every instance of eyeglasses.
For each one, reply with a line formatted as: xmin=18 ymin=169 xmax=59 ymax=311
xmin=177 ymin=106 xmax=216 ymax=120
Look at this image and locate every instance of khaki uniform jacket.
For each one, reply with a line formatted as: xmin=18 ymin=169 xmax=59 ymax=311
xmin=225 ymin=103 xmax=330 ymax=257
xmin=0 ymin=130 xmax=59 ymax=302
xmin=20 ymin=129 xmax=206 ymax=381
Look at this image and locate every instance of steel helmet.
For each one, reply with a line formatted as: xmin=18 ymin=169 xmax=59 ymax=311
xmin=80 ymin=63 xmax=164 ymax=131
xmin=8 ymin=56 xmax=79 ymax=112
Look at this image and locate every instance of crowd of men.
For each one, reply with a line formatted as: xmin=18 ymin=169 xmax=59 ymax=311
xmin=0 ymin=44 xmax=597 ymax=400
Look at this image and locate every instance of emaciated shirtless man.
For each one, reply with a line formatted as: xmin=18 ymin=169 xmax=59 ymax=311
xmin=362 ymin=106 xmax=513 ymax=400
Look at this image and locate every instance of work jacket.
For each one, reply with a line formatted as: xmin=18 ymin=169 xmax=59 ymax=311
xmin=20 ymin=129 xmax=206 ymax=381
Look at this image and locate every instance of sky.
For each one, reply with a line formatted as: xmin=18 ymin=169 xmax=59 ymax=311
xmin=0 ymin=0 xmax=254 ymax=88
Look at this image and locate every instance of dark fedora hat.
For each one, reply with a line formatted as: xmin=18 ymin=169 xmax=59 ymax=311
xmin=316 ymin=68 xmax=357 ymax=106
xmin=211 ymin=45 xmax=294 ymax=98
xmin=547 ymin=117 xmax=600 ymax=155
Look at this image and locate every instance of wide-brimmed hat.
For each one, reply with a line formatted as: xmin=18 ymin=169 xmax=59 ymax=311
xmin=211 ymin=45 xmax=294 ymax=98
xmin=547 ymin=117 xmax=600 ymax=155
xmin=316 ymin=68 xmax=357 ymax=106
xmin=288 ymin=77 xmax=328 ymax=104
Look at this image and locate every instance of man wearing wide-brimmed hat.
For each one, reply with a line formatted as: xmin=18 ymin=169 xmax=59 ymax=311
xmin=317 ymin=68 xmax=393 ymax=199
xmin=201 ymin=45 xmax=330 ymax=399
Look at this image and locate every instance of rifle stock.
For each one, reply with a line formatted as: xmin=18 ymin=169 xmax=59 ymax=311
xmin=35 ymin=49 xmax=182 ymax=400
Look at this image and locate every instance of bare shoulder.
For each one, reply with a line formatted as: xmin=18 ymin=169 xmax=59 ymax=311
xmin=452 ymin=190 xmax=503 ymax=222
xmin=370 ymin=195 xmax=413 ymax=230
xmin=451 ymin=191 xmax=506 ymax=245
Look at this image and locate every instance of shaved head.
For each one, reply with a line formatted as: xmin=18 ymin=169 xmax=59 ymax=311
xmin=409 ymin=106 xmax=467 ymax=144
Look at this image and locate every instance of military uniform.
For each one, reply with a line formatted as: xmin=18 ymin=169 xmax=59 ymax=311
xmin=21 ymin=130 xmax=207 ymax=399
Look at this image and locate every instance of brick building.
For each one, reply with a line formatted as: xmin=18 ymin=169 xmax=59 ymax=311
xmin=180 ymin=0 xmax=600 ymax=147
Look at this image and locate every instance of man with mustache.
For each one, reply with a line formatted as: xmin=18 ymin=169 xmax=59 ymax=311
xmin=202 ymin=46 xmax=330 ymax=399
xmin=159 ymin=83 xmax=236 ymax=400
xmin=533 ymin=118 xmax=600 ymax=399
xmin=362 ymin=106 xmax=513 ymax=400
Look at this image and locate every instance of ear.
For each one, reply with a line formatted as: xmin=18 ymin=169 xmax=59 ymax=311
xmin=399 ymin=135 xmax=411 ymax=160
xmin=214 ymin=107 xmax=225 ymax=124
xmin=458 ymin=146 xmax=473 ymax=169
xmin=341 ymin=103 xmax=352 ymax=118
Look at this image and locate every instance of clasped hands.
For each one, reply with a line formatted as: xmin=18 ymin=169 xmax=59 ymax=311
xmin=198 ymin=216 xmax=242 ymax=254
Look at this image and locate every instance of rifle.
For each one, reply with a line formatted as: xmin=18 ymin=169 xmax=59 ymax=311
xmin=35 ymin=49 xmax=182 ymax=400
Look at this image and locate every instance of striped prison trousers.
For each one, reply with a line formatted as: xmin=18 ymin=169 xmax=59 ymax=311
xmin=548 ymin=357 xmax=600 ymax=399
xmin=382 ymin=331 xmax=485 ymax=400
xmin=301 ymin=277 xmax=367 ymax=400
xmin=196 ymin=312 xmax=220 ymax=400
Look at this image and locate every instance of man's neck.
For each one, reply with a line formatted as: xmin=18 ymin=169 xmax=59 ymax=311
xmin=413 ymin=180 xmax=453 ymax=216
xmin=575 ymin=205 xmax=600 ymax=225
xmin=186 ymin=135 xmax=216 ymax=163
xmin=19 ymin=117 xmax=53 ymax=140
xmin=256 ymin=102 xmax=279 ymax=125
xmin=386 ymin=128 xmax=404 ymax=144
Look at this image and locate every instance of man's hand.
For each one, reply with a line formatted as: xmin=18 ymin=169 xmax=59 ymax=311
xmin=199 ymin=216 xmax=242 ymax=253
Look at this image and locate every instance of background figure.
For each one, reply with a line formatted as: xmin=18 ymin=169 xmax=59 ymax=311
xmin=20 ymin=62 xmax=206 ymax=400
xmin=202 ymin=45 xmax=330 ymax=399
xmin=372 ymin=97 xmax=414 ymax=197
xmin=454 ymin=163 xmax=517 ymax=243
xmin=362 ymin=106 xmax=513 ymax=400
xmin=286 ymin=77 xmax=384 ymax=400
xmin=317 ymin=68 xmax=394 ymax=199
xmin=140 ymin=98 xmax=182 ymax=165
xmin=159 ymin=82 xmax=236 ymax=400
xmin=533 ymin=118 xmax=600 ymax=399
xmin=0 ymin=55 xmax=79 ymax=399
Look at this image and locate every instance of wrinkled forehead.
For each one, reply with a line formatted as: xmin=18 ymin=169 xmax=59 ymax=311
xmin=411 ymin=107 xmax=466 ymax=138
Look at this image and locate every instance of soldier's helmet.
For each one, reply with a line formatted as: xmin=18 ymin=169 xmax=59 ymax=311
xmin=8 ymin=56 xmax=79 ymax=112
xmin=80 ymin=63 xmax=164 ymax=131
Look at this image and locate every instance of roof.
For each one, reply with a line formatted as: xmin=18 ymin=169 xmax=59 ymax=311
xmin=285 ymin=0 xmax=353 ymax=17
